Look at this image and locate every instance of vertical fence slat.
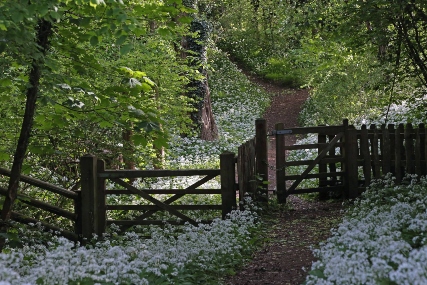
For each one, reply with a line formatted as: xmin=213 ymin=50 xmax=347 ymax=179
xmin=420 ymin=124 xmax=426 ymax=176
xmin=318 ymin=130 xmax=327 ymax=200
xmin=276 ymin=123 xmax=287 ymax=203
xmin=344 ymin=123 xmax=359 ymax=199
xmin=237 ymin=144 xmax=244 ymax=203
xmin=80 ymin=154 xmax=98 ymax=241
xmin=405 ymin=124 xmax=415 ymax=174
xmin=415 ymin=127 xmax=421 ymax=177
xmin=327 ymin=134 xmax=337 ymax=187
xmin=221 ymin=152 xmax=236 ymax=218
xmin=388 ymin=124 xmax=396 ymax=175
xmin=255 ymin=118 xmax=268 ymax=202
xmin=360 ymin=125 xmax=371 ymax=187
xmin=395 ymin=124 xmax=404 ymax=183
xmin=74 ymin=190 xmax=82 ymax=240
xmin=96 ymin=159 xmax=106 ymax=237
xmin=381 ymin=124 xmax=391 ymax=175
xmin=371 ymin=125 xmax=381 ymax=178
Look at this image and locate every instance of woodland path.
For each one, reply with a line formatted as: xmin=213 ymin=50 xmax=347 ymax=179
xmin=224 ymin=69 xmax=344 ymax=285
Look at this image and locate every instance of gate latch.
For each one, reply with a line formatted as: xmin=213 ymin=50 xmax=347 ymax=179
xmin=272 ymin=129 xmax=293 ymax=135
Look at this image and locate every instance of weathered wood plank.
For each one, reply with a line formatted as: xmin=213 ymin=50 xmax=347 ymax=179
xmin=327 ymin=134 xmax=338 ymax=188
xmin=419 ymin=124 xmax=426 ymax=176
xmin=276 ymin=123 xmax=287 ymax=203
xmin=287 ymin=132 xmax=344 ymax=193
xmin=344 ymin=123 xmax=358 ymax=199
xmin=371 ymin=125 xmax=381 ymax=178
xmin=405 ymin=124 xmax=415 ymax=174
xmin=112 ymin=178 xmax=198 ymax=225
xmin=415 ymin=127 xmax=421 ymax=177
xmin=107 ymin=205 xmax=222 ymax=210
xmin=381 ymin=124 xmax=391 ymax=175
xmin=360 ymin=125 xmax=371 ymax=187
xmin=395 ymin=124 xmax=404 ymax=183
xmin=105 ymin=189 xmax=222 ymax=195
xmin=220 ymin=152 xmax=236 ymax=218
xmin=285 ymin=157 xmax=344 ymax=167
xmin=275 ymin=125 xmax=345 ymax=135
xmin=96 ymin=159 xmax=106 ymax=237
xmin=11 ymin=211 xmax=78 ymax=241
xmin=284 ymin=171 xmax=345 ymax=180
xmin=119 ymin=175 xmax=217 ymax=231
xmin=318 ymin=130 xmax=328 ymax=200
xmin=98 ymin=169 xmax=220 ymax=179
xmin=0 ymin=187 xmax=76 ymax=220
xmin=256 ymin=118 xmax=268 ymax=201
xmin=388 ymin=124 xmax=396 ymax=175
xmin=107 ymin=219 xmax=212 ymax=226
xmin=80 ymin=155 xmax=98 ymax=240
xmin=0 ymin=167 xmax=78 ymax=199
xmin=287 ymin=186 xmax=344 ymax=195
xmin=285 ymin=143 xmax=343 ymax=150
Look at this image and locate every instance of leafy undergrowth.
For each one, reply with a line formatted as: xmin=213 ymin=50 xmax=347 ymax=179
xmin=0 ymin=48 xmax=270 ymax=285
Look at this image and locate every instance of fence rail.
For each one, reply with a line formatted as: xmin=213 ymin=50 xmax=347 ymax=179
xmin=274 ymin=120 xmax=427 ymax=203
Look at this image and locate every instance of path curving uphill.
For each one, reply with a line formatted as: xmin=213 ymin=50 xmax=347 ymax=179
xmin=224 ymin=71 xmax=344 ymax=285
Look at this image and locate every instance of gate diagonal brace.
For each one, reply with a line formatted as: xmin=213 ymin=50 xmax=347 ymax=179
xmin=287 ymin=132 xmax=344 ymax=194
xmin=112 ymin=178 xmax=198 ymax=226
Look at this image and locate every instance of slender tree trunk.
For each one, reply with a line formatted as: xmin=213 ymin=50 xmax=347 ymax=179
xmin=0 ymin=19 xmax=52 ymax=250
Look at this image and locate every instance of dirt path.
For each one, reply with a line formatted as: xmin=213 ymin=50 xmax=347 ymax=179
xmin=224 ymin=71 xmax=344 ymax=285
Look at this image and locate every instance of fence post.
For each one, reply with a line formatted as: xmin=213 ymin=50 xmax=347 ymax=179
xmin=343 ymin=121 xmax=358 ymax=199
xmin=318 ymin=127 xmax=327 ymax=200
xmin=80 ymin=154 xmax=100 ymax=241
xmin=221 ymin=152 xmax=236 ymax=219
xmin=276 ymin=122 xmax=287 ymax=203
xmin=74 ymin=190 xmax=82 ymax=240
xmin=255 ymin=118 xmax=268 ymax=202
xmin=96 ymin=159 xmax=106 ymax=237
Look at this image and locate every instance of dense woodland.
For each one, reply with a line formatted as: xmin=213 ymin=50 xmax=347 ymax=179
xmin=1 ymin=0 xmax=427 ymax=284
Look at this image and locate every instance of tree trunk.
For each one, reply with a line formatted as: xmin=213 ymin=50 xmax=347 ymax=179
xmin=0 ymin=19 xmax=52 ymax=250
xmin=183 ymin=0 xmax=219 ymax=141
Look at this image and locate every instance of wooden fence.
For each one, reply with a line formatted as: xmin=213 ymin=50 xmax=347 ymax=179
xmin=0 ymin=151 xmax=250 ymax=241
xmin=0 ymin=167 xmax=80 ymax=241
xmin=237 ymin=118 xmax=269 ymax=203
xmin=274 ymin=120 xmax=427 ymax=202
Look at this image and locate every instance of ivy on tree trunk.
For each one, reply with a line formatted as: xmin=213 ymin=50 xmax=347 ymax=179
xmin=183 ymin=0 xmax=219 ymax=141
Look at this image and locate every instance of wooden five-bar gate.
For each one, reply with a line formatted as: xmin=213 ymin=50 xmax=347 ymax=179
xmin=274 ymin=119 xmax=427 ymax=203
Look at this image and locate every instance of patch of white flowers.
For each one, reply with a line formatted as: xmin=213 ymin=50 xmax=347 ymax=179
xmin=0 ymin=207 xmax=258 ymax=285
xmin=168 ymin=47 xmax=270 ymax=167
xmin=305 ymin=174 xmax=427 ymax=285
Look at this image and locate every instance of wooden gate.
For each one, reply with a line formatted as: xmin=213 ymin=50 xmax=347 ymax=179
xmin=275 ymin=120 xmax=358 ymax=203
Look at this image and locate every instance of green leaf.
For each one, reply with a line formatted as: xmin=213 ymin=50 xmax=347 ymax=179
xmin=120 ymin=43 xmax=133 ymax=55
xmin=0 ymin=78 xmax=12 ymax=86
xmin=158 ymin=28 xmax=171 ymax=37
xmin=115 ymin=34 xmax=127 ymax=45
xmin=178 ymin=16 xmax=193 ymax=24
xmin=136 ymin=121 xmax=160 ymax=133
xmin=309 ymin=269 xmax=325 ymax=279
xmin=0 ymin=152 xmax=9 ymax=161
xmin=99 ymin=120 xmax=113 ymax=128
xmin=132 ymin=134 xmax=147 ymax=146
xmin=154 ymin=137 xmax=168 ymax=148
xmin=79 ymin=17 xmax=91 ymax=27
xmin=90 ymin=35 xmax=99 ymax=46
